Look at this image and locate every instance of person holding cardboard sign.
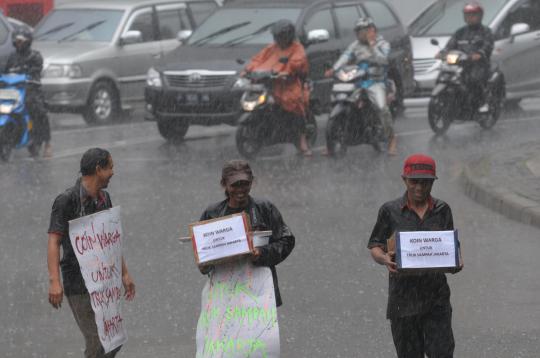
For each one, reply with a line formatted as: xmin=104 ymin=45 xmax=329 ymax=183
xmin=367 ymin=154 xmax=463 ymax=358
xmin=199 ymin=159 xmax=295 ymax=307
xmin=47 ymin=148 xmax=135 ymax=358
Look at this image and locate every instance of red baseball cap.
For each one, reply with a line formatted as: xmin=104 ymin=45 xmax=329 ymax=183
xmin=402 ymin=154 xmax=437 ymax=179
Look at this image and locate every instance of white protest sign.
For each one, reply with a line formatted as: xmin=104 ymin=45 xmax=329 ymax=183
xmin=69 ymin=206 xmax=127 ymax=353
xmin=191 ymin=214 xmax=252 ymax=264
xmin=396 ymin=230 xmax=459 ymax=270
xmin=196 ymin=259 xmax=280 ymax=358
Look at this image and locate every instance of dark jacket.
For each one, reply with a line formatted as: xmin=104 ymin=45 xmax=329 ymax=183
xmin=444 ymin=24 xmax=494 ymax=64
xmin=5 ymin=49 xmax=44 ymax=83
xmin=200 ymin=196 xmax=295 ymax=306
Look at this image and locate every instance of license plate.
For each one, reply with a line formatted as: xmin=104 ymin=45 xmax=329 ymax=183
xmin=185 ymin=93 xmax=199 ymax=104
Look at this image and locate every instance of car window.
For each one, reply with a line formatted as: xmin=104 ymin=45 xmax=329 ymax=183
xmin=496 ymin=0 xmax=540 ymax=39
xmin=304 ymin=9 xmax=336 ymax=39
xmin=0 ymin=19 xmax=8 ymax=45
xmin=363 ymin=1 xmax=397 ymax=29
xmin=188 ymin=2 xmax=218 ymax=27
xmin=34 ymin=9 xmax=124 ymax=42
xmin=127 ymin=9 xmax=155 ymax=43
xmin=188 ymin=8 xmax=301 ymax=46
xmin=409 ymin=0 xmax=507 ymax=37
xmin=157 ymin=7 xmax=191 ymax=40
xmin=334 ymin=6 xmax=363 ymax=38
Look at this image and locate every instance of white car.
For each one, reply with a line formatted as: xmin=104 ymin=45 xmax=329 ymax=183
xmin=408 ymin=0 xmax=540 ymax=106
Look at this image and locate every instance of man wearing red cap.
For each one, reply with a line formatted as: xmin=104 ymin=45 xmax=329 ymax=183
xmin=367 ymin=154 xmax=463 ymax=358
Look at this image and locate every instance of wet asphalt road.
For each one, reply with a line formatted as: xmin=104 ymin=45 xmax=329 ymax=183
xmin=1 ymin=102 xmax=540 ymax=358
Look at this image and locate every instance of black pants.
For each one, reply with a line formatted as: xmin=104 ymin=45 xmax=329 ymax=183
xmin=390 ymin=306 xmax=455 ymax=358
xmin=27 ymin=89 xmax=51 ymax=144
xmin=464 ymin=64 xmax=489 ymax=107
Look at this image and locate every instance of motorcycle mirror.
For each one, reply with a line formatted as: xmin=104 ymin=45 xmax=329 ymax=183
xmin=430 ymin=38 xmax=440 ymax=46
xmin=278 ymin=57 xmax=289 ymax=64
xmin=236 ymin=58 xmax=246 ymax=65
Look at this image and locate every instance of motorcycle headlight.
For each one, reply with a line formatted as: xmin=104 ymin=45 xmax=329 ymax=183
xmin=146 ymin=67 xmax=162 ymax=88
xmin=446 ymin=54 xmax=460 ymax=65
xmin=43 ymin=64 xmax=83 ymax=78
xmin=242 ymin=93 xmax=267 ymax=112
xmin=337 ymin=70 xmax=358 ymax=82
xmin=0 ymin=103 xmax=15 ymax=114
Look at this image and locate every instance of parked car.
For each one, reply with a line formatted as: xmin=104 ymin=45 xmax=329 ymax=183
xmin=409 ymin=0 xmax=540 ymax=106
xmin=145 ymin=0 xmax=415 ymax=141
xmin=0 ymin=12 xmax=15 ymax=71
xmin=32 ymin=0 xmax=220 ymax=124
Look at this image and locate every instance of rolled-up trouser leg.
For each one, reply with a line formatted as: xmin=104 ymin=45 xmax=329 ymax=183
xmin=367 ymin=82 xmax=394 ymax=140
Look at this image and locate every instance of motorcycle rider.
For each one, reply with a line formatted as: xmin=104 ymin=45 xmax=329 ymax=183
xmin=243 ymin=19 xmax=312 ymax=156
xmin=4 ymin=28 xmax=52 ymax=157
xmin=326 ymin=17 xmax=396 ymax=155
xmin=437 ymin=2 xmax=494 ymax=113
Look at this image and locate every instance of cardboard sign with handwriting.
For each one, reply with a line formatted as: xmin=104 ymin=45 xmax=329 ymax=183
xmin=69 ymin=206 xmax=127 ymax=353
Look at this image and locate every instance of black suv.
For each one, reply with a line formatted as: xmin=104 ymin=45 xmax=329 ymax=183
xmin=145 ymin=0 xmax=414 ymax=141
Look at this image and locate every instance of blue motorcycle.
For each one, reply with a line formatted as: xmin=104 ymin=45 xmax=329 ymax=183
xmin=325 ymin=62 xmax=394 ymax=157
xmin=0 ymin=73 xmax=36 ymax=161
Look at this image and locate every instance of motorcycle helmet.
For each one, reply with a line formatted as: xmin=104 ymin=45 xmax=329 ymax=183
xmin=354 ymin=17 xmax=376 ymax=32
xmin=271 ymin=19 xmax=296 ymax=48
xmin=12 ymin=28 xmax=33 ymax=53
xmin=463 ymin=2 xmax=484 ymax=21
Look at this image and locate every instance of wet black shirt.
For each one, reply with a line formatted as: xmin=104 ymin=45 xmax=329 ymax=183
xmin=5 ymin=49 xmax=44 ymax=83
xmin=200 ymin=196 xmax=295 ymax=307
xmin=368 ymin=194 xmax=457 ymax=319
xmin=444 ymin=24 xmax=494 ymax=64
xmin=48 ymin=178 xmax=112 ymax=296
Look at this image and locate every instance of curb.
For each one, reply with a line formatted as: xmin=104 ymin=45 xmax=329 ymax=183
xmin=461 ymin=160 xmax=540 ymax=229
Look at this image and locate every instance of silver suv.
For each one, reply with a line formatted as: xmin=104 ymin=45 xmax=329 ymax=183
xmin=408 ymin=0 xmax=540 ymax=106
xmin=33 ymin=0 xmax=219 ymax=124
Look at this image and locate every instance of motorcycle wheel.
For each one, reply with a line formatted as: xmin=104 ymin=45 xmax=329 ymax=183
xmin=478 ymin=84 xmax=503 ymax=130
xmin=325 ymin=114 xmax=347 ymax=158
xmin=428 ymin=95 xmax=452 ymax=135
xmin=236 ymin=121 xmax=262 ymax=159
xmin=0 ymin=127 xmax=13 ymax=162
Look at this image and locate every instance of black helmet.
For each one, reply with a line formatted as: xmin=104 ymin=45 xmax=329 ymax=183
xmin=354 ymin=17 xmax=375 ymax=32
xmin=12 ymin=28 xmax=33 ymax=53
xmin=271 ymin=19 xmax=295 ymax=47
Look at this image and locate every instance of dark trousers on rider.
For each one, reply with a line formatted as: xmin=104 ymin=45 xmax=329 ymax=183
xmin=464 ymin=64 xmax=489 ymax=108
xmin=27 ymin=88 xmax=51 ymax=145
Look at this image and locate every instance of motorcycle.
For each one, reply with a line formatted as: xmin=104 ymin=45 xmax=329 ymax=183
xmin=0 ymin=73 xmax=37 ymax=161
xmin=428 ymin=39 xmax=504 ymax=135
xmin=325 ymin=62 xmax=391 ymax=157
xmin=234 ymin=69 xmax=317 ymax=159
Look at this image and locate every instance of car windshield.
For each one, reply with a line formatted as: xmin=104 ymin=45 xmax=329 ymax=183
xmin=188 ymin=8 xmax=301 ymax=46
xmin=409 ymin=0 xmax=507 ymax=36
xmin=34 ymin=9 xmax=123 ymax=42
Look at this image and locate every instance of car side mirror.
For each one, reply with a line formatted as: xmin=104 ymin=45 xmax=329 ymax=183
xmin=306 ymin=29 xmax=330 ymax=46
xmin=430 ymin=38 xmax=440 ymax=46
xmin=119 ymin=30 xmax=142 ymax=46
xmin=177 ymin=30 xmax=193 ymax=43
xmin=510 ymin=23 xmax=529 ymax=39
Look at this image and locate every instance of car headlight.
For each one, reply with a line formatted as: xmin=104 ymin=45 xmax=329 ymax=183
xmin=146 ymin=67 xmax=162 ymax=88
xmin=233 ymin=77 xmax=250 ymax=89
xmin=43 ymin=64 xmax=83 ymax=78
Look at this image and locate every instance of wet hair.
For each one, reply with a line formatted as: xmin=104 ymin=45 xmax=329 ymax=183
xmin=80 ymin=148 xmax=111 ymax=176
xmin=220 ymin=160 xmax=254 ymax=186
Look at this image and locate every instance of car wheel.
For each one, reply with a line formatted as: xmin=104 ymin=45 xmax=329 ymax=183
xmin=83 ymin=81 xmax=120 ymax=125
xmin=157 ymin=116 xmax=189 ymax=143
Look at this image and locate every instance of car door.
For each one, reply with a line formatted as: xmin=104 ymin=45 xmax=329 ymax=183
xmin=302 ymin=6 xmax=340 ymax=111
xmin=156 ymin=3 xmax=192 ymax=61
xmin=0 ymin=17 xmax=12 ymax=71
xmin=116 ymin=6 xmax=162 ymax=102
xmin=493 ymin=0 xmax=540 ymax=96
xmin=333 ymin=2 xmax=365 ymax=49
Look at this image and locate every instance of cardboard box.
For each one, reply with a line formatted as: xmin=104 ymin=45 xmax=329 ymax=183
xmin=390 ymin=230 xmax=459 ymax=273
xmin=189 ymin=213 xmax=253 ymax=265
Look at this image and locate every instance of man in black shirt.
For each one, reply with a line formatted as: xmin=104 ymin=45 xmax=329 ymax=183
xmin=47 ymin=148 xmax=135 ymax=358
xmin=368 ymin=154 xmax=463 ymax=358
xmin=199 ymin=160 xmax=295 ymax=307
